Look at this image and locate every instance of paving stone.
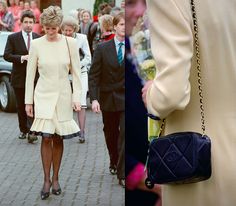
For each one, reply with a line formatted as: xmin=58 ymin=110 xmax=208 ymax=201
xmin=0 ymin=109 xmax=124 ymax=205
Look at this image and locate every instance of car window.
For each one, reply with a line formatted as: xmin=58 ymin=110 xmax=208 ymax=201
xmin=0 ymin=33 xmax=8 ymax=56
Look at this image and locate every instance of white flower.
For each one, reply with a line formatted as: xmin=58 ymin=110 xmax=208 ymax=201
xmin=133 ymin=31 xmax=146 ymax=45
xmin=140 ymin=59 xmax=156 ymax=70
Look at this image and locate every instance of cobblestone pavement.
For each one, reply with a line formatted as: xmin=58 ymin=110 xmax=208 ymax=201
xmin=0 ymin=109 xmax=124 ymax=206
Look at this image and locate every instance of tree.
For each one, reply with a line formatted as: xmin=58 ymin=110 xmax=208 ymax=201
xmin=93 ymin=0 xmax=115 ymax=16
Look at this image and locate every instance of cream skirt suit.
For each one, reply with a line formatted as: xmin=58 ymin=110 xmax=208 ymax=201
xmin=25 ymin=35 xmax=82 ymax=139
xmin=147 ymin=0 xmax=236 ymax=205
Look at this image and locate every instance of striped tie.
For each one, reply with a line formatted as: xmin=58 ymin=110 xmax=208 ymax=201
xmin=117 ymin=42 xmax=124 ymax=65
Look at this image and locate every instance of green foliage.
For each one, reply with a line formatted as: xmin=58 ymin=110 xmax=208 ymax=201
xmin=93 ymin=0 xmax=111 ymax=16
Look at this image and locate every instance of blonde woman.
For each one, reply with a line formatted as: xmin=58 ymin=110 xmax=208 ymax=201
xmin=99 ymin=14 xmax=115 ymax=42
xmin=80 ymin=10 xmax=98 ymax=55
xmin=61 ymin=16 xmax=91 ymax=143
xmin=25 ymin=6 xmax=82 ymax=200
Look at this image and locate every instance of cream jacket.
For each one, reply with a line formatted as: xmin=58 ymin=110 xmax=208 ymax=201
xmin=25 ymin=35 xmax=82 ymax=121
xmin=147 ymin=0 xmax=236 ymax=205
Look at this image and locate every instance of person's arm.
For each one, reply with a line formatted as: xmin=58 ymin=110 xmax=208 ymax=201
xmin=145 ymin=0 xmax=193 ymax=119
xmin=80 ymin=35 xmax=92 ymax=69
xmin=88 ymin=43 xmax=102 ymax=103
xmin=25 ymin=41 xmax=38 ymax=115
xmin=69 ymin=38 xmax=82 ymax=110
xmin=3 ymin=35 xmax=22 ymax=63
xmin=0 ymin=19 xmax=7 ymax=28
xmin=1 ymin=12 xmax=14 ymax=31
xmin=126 ymin=154 xmax=161 ymax=196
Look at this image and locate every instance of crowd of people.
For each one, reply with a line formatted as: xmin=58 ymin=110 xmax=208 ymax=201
xmin=0 ymin=0 xmax=41 ymax=33
xmin=2 ymin=0 xmax=125 ymax=201
xmin=2 ymin=0 xmax=236 ymax=205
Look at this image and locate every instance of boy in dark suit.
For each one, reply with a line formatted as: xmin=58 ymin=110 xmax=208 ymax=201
xmin=4 ymin=10 xmax=40 ymax=143
xmin=89 ymin=12 xmax=125 ymax=187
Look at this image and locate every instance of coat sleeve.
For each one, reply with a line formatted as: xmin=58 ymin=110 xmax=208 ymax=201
xmin=3 ymin=35 xmax=22 ymax=63
xmin=25 ymin=41 xmax=38 ymax=104
xmin=88 ymin=44 xmax=102 ymax=102
xmin=80 ymin=35 xmax=91 ymax=68
xmin=69 ymin=38 xmax=82 ymax=103
xmin=146 ymin=0 xmax=193 ymax=119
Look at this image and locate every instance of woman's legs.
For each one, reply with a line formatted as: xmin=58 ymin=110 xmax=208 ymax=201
xmin=78 ymin=71 xmax=88 ymax=138
xmin=77 ymin=108 xmax=86 ymax=134
xmin=77 ymin=108 xmax=86 ymax=142
xmin=52 ymin=136 xmax=64 ymax=190
xmin=41 ymin=137 xmax=53 ymax=191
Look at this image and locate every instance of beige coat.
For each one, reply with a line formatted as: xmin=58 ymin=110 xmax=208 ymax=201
xmin=147 ymin=0 xmax=236 ymax=205
xmin=25 ymin=35 xmax=81 ymax=121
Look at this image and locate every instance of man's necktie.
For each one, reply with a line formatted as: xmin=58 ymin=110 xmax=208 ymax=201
xmin=117 ymin=42 xmax=124 ymax=65
xmin=27 ymin=33 xmax=30 ymax=51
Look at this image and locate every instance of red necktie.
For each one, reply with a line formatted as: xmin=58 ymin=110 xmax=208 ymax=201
xmin=27 ymin=33 xmax=30 ymax=51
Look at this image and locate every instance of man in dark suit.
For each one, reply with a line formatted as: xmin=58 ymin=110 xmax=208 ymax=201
xmin=4 ymin=10 xmax=40 ymax=143
xmin=89 ymin=12 xmax=125 ymax=187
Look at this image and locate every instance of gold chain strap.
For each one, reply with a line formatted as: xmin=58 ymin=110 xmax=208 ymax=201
xmin=157 ymin=1 xmax=206 ymax=137
xmin=191 ymin=0 xmax=206 ymax=135
xmin=65 ymin=37 xmax=72 ymax=72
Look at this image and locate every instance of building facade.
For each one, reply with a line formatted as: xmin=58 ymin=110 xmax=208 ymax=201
xmin=38 ymin=0 xmax=122 ymax=16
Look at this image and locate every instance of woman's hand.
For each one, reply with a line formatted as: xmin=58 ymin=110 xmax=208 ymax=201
xmin=72 ymin=102 xmax=81 ymax=112
xmin=142 ymin=80 xmax=153 ymax=107
xmin=25 ymin=104 xmax=34 ymax=117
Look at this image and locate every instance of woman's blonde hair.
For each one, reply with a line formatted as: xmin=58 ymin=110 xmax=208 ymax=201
xmin=0 ymin=0 xmax=8 ymax=10
xmin=99 ymin=14 xmax=113 ymax=32
xmin=40 ymin=5 xmax=63 ymax=27
xmin=61 ymin=16 xmax=79 ymax=33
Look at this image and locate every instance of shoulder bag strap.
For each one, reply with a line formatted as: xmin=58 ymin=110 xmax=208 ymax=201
xmin=157 ymin=0 xmax=206 ymax=137
xmin=65 ymin=37 xmax=72 ymax=72
xmin=190 ymin=0 xmax=206 ymax=135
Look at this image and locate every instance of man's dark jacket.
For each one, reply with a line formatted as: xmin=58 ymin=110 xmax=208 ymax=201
xmin=4 ymin=31 xmax=40 ymax=88
xmin=89 ymin=38 xmax=125 ymax=112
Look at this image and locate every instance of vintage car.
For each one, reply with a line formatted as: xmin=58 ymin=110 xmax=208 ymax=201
xmin=0 ymin=32 xmax=16 ymax=112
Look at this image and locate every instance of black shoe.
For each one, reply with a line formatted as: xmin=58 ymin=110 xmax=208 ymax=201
xmin=119 ymin=179 xmax=125 ymax=188
xmin=52 ymin=187 xmax=62 ymax=195
xmin=52 ymin=182 xmax=62 ymax=195
xmin=28 ymin=133 xmax=38 ymax=143
xmin=18 ymin=132 xmax=27 ymax=139
xmin=78 ymin=132 xmax=85 ymax=143
xmin=40 ymin=190 xmax=50 ymax=200
xmin=40 ymin=182 xmax=51 ymax=200
xmin=109 ymin=165 xmax=117 ymax=175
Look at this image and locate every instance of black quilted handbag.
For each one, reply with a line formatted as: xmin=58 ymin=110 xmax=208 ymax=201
xmin=145 ymin=0 xmax=212 ymax=188
xmin=145 ymin=132 xmax=211 ymax=187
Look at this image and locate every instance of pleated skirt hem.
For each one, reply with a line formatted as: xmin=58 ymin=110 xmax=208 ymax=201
xmin=29 ymin=111 xmax=80 ymax=139
xmin=29 ymin=130 xmax=80 ymax=139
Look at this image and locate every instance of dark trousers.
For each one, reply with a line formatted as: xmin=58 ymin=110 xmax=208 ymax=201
xmin=13 ymin=87 xmax=32 ymax=134
xmin=102 ymin=111 xmax=125 ymax=179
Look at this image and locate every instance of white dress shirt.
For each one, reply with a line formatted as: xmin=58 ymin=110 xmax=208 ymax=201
xmin=22 ymin=30 xmax=33 ymax=50
xmin=21 ymin=30 xmax=33 ymax=63
xmin=114 ymin=36 xmax=125 ymax=59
